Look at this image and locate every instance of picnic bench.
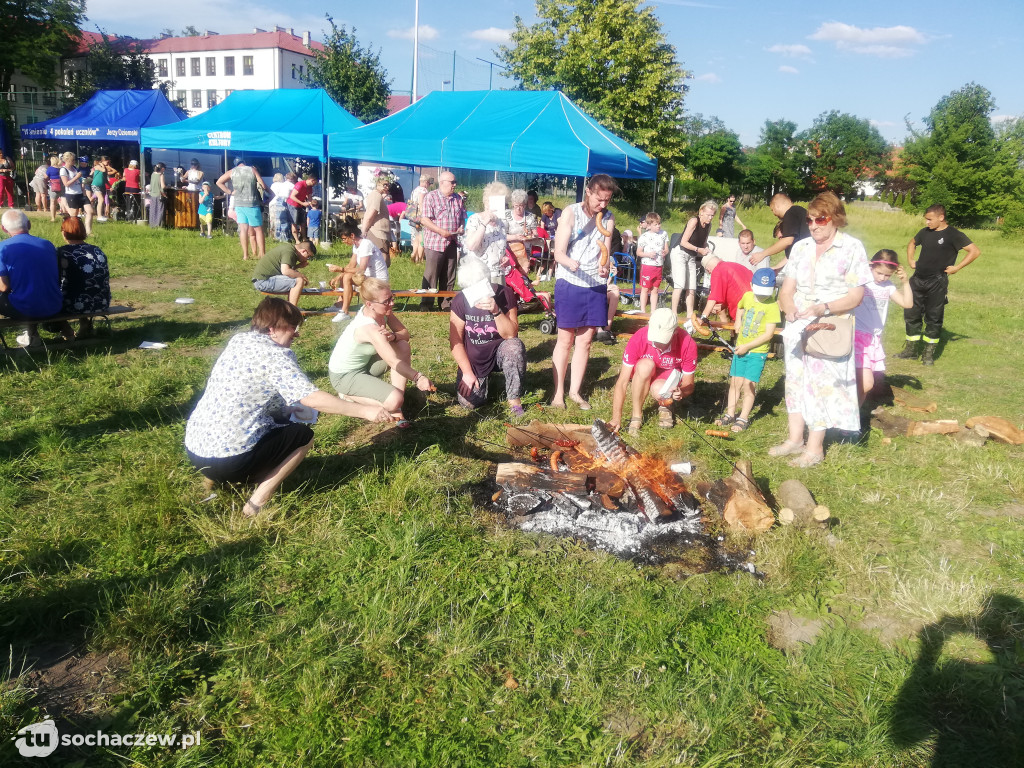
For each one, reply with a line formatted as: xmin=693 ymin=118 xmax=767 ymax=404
xmin=256 ymin=287 xmax=458 ymax=314
xmin=0 ymin=305 xmax=136 ymax=350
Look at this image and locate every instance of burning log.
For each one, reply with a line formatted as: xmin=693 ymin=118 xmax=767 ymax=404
xmin=702 ymin=460 xmax=774 ymax=533
xmin=495 ymin=463 xmax=591 ymax=496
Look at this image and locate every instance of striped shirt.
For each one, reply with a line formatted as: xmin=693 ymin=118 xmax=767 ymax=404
xmin=555 ymin=202 xmax=612 ymax=288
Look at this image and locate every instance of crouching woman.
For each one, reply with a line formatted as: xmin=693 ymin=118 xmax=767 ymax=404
xmin=449 ymin=255 xmax=527 ymax=416
xmin=185 ymin=297 xmax=392 ymax=517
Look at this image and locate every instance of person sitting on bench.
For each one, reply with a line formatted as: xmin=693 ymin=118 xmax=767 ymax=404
xmin=55 ymin=216 xmax=111 ymax=339
xmin=251 ymin=241 xmax=315 ymax=307
xmin=0 ymin=209 xmax=62 ymax=348
xmin=326 ymin=223 xmax=389 ymax=322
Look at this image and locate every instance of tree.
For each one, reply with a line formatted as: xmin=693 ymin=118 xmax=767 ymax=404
xmin=797 ymin=111 xmax=890 ymax=198
xmin=180 ymin=26 xmax=201 ymax=37
xmin=305 ymin=16 xmax=391 ymax=124
xmin=498 ymin=0 xmax=689 ymax=177
xmin=899 ymin=83 xmax=1018 ymax=225
xmin=742 ymin=119 xmax=806 ymax=201
xmin=64 ymin=32 xmax=158 ymax=108
xmin=0 ymin=0 xmax=85 ymax=94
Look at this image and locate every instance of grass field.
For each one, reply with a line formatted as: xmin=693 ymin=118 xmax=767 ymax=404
xmin=1 ymin=201 xmax=1022 ymax=766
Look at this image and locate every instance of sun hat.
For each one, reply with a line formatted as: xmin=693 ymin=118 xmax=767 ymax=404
xmin=752 ymin=268 xmax=777 ymax=296
xmin=648 ymin=308 xmax=678 ymax=345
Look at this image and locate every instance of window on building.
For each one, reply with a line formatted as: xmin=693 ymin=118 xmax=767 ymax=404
xmin=176 ymin=59 xmax=185 ymax=76
xmin=224 ymin=56 xmax=234 ymax=76
xmin=225 ymin=89 xmax=234 ymax=98
xmin=192 ymin=89 xmax=202 ymax=108
xmin=299 ymin=65 xmax=304 ymax=79
xmin=291 ymin=64 xmax=296 ymax=80
xmin=191 ymin=57 xmax=200 ymax=76
xmin=176 ymin=90 xmax=187 ymax=108
xmin=23 ymin=86 xmax=38 ymax=104
xmin=206 ymin=57 xmax=216 ymax=76
xmin=42 ymin=91 xmax=56 ymax=106
xmin=242 ymin=56 xmax=254 ymax=76
xmin=207 ymin=89 xmax=218 ymax=108
xmin=158 ymin=59 xmax=168 ymax=77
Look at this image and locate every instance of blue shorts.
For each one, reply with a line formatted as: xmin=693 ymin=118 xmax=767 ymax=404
xmin=236 ymin=206 xmax=262 ymax=227
xmin=253 ymin=275 xmax=298 ymax=293
xmin=729 ymin=351 xmax=767 ymax=382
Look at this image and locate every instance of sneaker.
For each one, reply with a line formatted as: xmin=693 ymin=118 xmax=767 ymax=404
xmin=16 ymin=332 xmax=42 ymax=349
xmin=331 ymin=312 xmax=352 ymax=324
xmin=96 ymin=216 xmax=108 ymax=222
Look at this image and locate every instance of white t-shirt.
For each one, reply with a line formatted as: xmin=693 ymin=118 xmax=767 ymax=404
xmin=638 ymin=229 xmax=668 ymax=267
xmin=853 ymin=279 xmax=897 ymax=336
xmin=60 ymin=166 xmax=83 ymax=195
xmin=270 ymin=181 xmax=294 ymax=207
xmin=356 ymin=238 xmax=389 ymax=281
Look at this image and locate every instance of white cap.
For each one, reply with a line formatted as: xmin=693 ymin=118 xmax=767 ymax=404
xmin=648 ymin=308 xmax=678 ymax=345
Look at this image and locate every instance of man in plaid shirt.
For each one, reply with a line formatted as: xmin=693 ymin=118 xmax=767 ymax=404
xmin=419 ymin=171 xmax=465 ymax=310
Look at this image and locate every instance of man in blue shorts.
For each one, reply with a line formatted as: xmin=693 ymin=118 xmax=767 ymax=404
xmin=217 ymin=157 xmax=268 ymax=261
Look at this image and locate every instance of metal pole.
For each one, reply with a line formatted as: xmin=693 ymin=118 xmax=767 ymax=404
xmin=323 ymin=156 xmax=330 ymax=245
xmin=667 ymin=174 xmax=674 ymax=204
xmin=452 ymin=51 xmax=456 ymax=91
xmin=412 ymin=0 xmax=419 ymax=101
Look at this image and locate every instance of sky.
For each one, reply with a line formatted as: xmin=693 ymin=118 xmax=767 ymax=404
xmin=84 ymin=0 xmax=1024 ymax=148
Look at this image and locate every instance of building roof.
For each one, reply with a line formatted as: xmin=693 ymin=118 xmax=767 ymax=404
xmin=387 ymin=94 xmax=412 ymax=115
xmin=146 ymin=30 xmax=323 ymax=56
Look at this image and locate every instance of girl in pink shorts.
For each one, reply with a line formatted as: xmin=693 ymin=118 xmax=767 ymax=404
xmin=853 ymin=249 xmax=913 ymax=403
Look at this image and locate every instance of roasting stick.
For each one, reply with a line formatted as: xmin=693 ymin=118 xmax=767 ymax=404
xmin=674 ymin=418 xmax=771 ymax=506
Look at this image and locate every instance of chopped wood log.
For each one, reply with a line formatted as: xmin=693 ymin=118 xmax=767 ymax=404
xmin=965 ymin=416 xmax=1024 ymax=445
xmin=506 ymin=421 xmax=597 ymax=452
xmin=706 ymin=460 xmax=774 ymax=533
xmin=952 ymin=427 xmax=988 ymax=448
xmin=776 ymin=479 xmax=817 ymax=526
xmin=495 ymin=463 xmax=590 ymax=494
xmin=906 ymin=419 xmax=959 ymax=437
xmin=892 ymin=386 xmax=937 ymax=413
xmin=870 ymin=410 xmax=911 ymax=438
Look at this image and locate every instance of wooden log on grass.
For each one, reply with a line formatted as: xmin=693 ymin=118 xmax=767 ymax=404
xmin=495 ymin=462 xmax=591 ymax=494
xmin=891 ymin=386 xmax=937 ymax=413
xmin=776 ymin=479 xmax=830 ymax=527
xmin=703 ymin=460 xmax=774 ymax=534
xmin=965 ymin=416 xmax=1024 ymax=445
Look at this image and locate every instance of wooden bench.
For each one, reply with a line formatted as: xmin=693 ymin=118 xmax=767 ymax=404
xmin=257 ymin=288 xmax=458 ymax=313
xmin=0 ymin=305 xmax=136 ymax=350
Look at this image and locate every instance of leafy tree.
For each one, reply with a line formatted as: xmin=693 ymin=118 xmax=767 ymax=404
xmin=683 ymin=130 xmax=743 ymax=185
xmin=498 ymin=0 xmax=689 ymax=178
xmin=899 ymin=83 xmax=1018 ymax=225
xmin=0 ymin=0 xmax=85 ymax=94
xmin=181 ymin=26 xmax=201 ymax=37
xmin=64 ymin=32 xmax=158 ymax=108
xmin=306 ymin=16 xmax=390 ymax=123
xmin=742 ymin=119 xmax=806 ymax=201
xmin=796 ymin=111 xmax=890 ymax=198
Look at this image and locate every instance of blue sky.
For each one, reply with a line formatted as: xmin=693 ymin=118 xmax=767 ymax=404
xmin=86 ymin=0 xmax=1024 ymax=147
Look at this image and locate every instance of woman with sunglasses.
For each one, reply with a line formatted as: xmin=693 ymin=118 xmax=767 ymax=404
xmin=772 ymin=192 xmax=873 ymax=468
xmin=328 ymin=277 xmax=435 ymax=427
xmin=715 ymin=194 xmax=745 ymax=238
xmin=185 ymin=297 xmax=393 ymax=518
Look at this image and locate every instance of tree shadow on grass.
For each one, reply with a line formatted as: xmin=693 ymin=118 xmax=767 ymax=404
xmin=889 ymin=592 xmax=1024 ymax=767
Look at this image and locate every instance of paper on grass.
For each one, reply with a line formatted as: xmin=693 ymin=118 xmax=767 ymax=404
xmin=462 ymin=279 xmax=495 ymax=308
xmin=175 ymin=298 xmax=195 ymax=304
xmin=139 ymin=341 xmax=168 ymax=349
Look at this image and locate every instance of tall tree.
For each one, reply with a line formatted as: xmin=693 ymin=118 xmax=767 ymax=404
xmin=797 ymin=111 xmax=890 ymax=198
xmin=64 ymin=32 xmax=158 ymax=108
xmin=498 ymin=0 xmax=689 ymax=177
xmin=899 ymin=83 xmax=1017 ymax=225
xmin=742 ymin=119 xmax=805 ymax=201
xmin=305 ymin=17 xmax=391 ymax=124
xmin=0 ymin=0 xmax=85 ymax=94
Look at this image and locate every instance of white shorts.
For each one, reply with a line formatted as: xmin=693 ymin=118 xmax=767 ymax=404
xmin=669 ymin=247 xmax=697 ymax=290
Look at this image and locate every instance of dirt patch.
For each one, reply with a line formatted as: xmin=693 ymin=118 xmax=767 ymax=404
xmin=110 ymin=275 xmax=191 ymax=292
xmin=9 ymin=642 xmax=126 ymax=721
xmin=336 ymin=421 xmax=406 ymax=450
xmin=974 ymin=503 xmax=1024 ymax=519
xmin=766 ymin=610 xmax=825 ymax=653
xmin=604 ymin=710 xmax=648 ymax=746
xmin=855 ymin=612 xmax=926 ymax=646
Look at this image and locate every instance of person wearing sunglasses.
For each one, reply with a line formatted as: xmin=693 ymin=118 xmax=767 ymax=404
xmin=748 ymin=192 xmax=810 ymax=271
xmin=715 ymin=194 xmax=745 ymax=238
xmin=328 ymin=277 xmax=435 ymax=427
xmin=772 ymin=191 xmax=873 ymax=468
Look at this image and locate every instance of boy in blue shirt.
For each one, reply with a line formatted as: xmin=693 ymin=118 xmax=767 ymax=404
xmin=307 ymin=198 xmax=322 ymax=248
xmin=714 ymin=268 xmax=780 ymax=432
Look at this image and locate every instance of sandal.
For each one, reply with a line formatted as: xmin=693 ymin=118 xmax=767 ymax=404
xmin=788 ymin=452 xmax=824 ymax=469
xmin=568 ymin=393 xmax=591 ymax=411
xmin=714 ymin=413 xmax=735 ymax=427
xmin=730 ymin=418 xmax=749 ymax=433
xmin=768 ymin=440 xmax=805 ymax=457
xmin=627 ymin=417 xmax=643 ymax=437
xmin=658 ymin=406 xmax=674 ymax=429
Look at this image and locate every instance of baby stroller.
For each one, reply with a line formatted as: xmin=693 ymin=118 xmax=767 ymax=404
xmin=503 ymin=246 xmax=557 ymax=334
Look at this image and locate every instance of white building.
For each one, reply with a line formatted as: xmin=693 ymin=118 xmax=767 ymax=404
xmin=143 ymin=28 xmax=323 ymax=114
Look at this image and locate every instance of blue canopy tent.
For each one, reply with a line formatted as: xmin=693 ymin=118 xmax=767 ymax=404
xmin=20 ymin=89 xmax=187 ymax=142
xmin=326 ymin=90 xmax=658 ymax=180
xmin=140 ymin=89 xmax=362 ymax=161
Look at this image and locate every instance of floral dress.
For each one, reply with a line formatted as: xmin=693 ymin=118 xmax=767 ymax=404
xmin=780 ymin=231 xmax=872 ymax=432
xmin=464 ymin=213 xmax=509 ymax=282
xmin=57 ymin=242 xmax=111 ymax=314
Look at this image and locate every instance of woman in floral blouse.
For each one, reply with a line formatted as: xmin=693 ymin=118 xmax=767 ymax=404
xmin=185 ymin=298 xmax=392 ymax=517
xmin=56 ymin=217 xmax=110 ymax=339
xmin=463 ymin=181 xmax=510 ymax=284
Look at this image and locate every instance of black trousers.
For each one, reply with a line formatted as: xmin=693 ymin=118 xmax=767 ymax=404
xmin=904 ymin=272 xmax=948 ymax=343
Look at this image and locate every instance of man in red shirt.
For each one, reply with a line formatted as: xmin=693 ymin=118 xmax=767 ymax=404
xmin=693 ymin=254 xmax=753 ymax=327
xmin=287 ymin=173 xmax=317 ymax=242
xmin=609 ymin=308 xmax=697 ymax=436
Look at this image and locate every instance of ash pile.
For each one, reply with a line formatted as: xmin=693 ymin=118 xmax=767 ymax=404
xmin=491 ymin=419 xmax=758 ymax=574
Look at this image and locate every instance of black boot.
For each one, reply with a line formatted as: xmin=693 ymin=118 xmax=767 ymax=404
xmin=895 ymin=340 xmax=920 ymax=359
xmin=922 ymin=343 xmax=936 ymax=366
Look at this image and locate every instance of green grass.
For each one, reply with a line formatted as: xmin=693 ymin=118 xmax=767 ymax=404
xmin=1 ymin=206 xmax=1022 ymax=766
